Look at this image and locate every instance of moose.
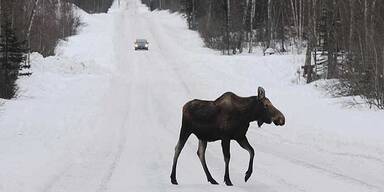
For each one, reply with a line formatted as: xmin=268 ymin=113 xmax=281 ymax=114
xmin=170 ymin=87 xmax=285 ymax=186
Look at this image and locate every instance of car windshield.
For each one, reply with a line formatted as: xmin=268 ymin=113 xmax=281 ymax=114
xmin=136 ymin=39 xmax=147 ymax=43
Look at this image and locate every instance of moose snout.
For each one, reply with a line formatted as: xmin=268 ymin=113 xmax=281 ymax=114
xmin=273 ymin=114 xmax=285 ymax=126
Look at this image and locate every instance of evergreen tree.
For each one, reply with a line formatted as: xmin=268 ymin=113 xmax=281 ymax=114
xmin=0 ymin=17 xmax=28 ymax=99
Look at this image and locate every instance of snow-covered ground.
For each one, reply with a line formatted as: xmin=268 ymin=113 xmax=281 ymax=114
xmin=0 ymin=0 xmax=383 ymax=191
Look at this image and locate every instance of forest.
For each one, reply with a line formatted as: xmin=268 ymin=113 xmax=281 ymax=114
xmin=144 ymin=0 xmax=384 ymax=109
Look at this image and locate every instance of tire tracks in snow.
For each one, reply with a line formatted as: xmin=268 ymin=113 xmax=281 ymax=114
xmin=95 ymin=5 xmax=136 ymax=189
xmin=259 ymin=130 xmax=384 ymax=166
xmin=144 ymin=14 xmax=193 ymax=97
xmin=96 ymin=90 xmax=129 ymax=192
xmin=255 ymin=142 xmax=382 ymax=192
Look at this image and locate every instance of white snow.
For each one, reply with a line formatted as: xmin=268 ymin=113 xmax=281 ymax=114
xmin=0 ymin=0 xmax=383 ymax=191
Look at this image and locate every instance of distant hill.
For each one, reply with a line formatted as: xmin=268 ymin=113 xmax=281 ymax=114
xmin=67 ymin=0 xmax=114 ymax=13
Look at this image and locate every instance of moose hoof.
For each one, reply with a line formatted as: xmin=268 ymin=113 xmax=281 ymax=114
xmin=208 ymin=178 xmax=219 ymax=185
xmin=171 ymin=178 xmax=178 ymax=185
xmin=245 ymin=171 xmax=252 ymax=182
xmin=224 ymin=179 xmax=233 ymax=186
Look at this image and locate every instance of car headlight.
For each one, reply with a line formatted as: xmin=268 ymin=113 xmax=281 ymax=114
xmin=134 ymin=44 xmax=138 ymax=47
xmin=145 ymin=44 xmax=148 ymax=47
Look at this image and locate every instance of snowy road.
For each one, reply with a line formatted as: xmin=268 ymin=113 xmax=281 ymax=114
xmin=1 ymin=0 xmax=383 ymax=191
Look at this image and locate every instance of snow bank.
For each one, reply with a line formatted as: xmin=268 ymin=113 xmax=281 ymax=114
xmin=0 ymin=6 xmax=113 ymax=192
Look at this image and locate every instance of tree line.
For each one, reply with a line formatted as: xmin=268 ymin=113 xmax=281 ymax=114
xmin=144 ymin=0 xmax=384 ymax=109
xmin=0 ymin=0 xmax=113 ymax=99
xmin=68 ymin=0 xmax=114 ymax=13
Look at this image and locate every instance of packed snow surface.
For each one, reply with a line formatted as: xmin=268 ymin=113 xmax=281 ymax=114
xmin=0 ymin=0 xmax=383 ymax=191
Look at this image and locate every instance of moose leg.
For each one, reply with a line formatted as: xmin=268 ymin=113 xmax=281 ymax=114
xmin=197 ymin=140 xmax=218 ymax=184
xmin=236 ymin=137 xmax=254 ymax=182
xmin=221 ymin=139 xmax=233 ymax=186
xmin=170 ymin=129 xmax=191 ymax=185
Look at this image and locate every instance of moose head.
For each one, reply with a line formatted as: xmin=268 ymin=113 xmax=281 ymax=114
xmin=256 ymin=87 xmax=285 ymax=127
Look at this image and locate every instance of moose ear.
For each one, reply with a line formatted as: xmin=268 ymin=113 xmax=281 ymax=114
xmin=258 ymin=87 xmax=265 ymax=100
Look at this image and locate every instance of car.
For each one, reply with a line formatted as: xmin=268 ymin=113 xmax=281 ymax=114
xmin=134 ymin=39 xmax=149 ymax=50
